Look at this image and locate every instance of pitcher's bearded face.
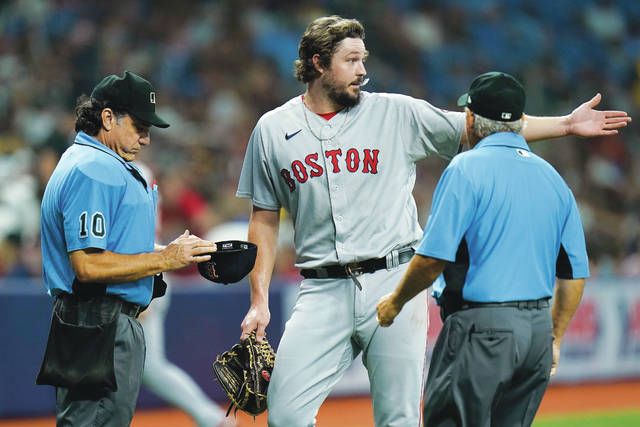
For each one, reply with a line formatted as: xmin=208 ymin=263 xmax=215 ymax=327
xmin=321 ymin=37 xmax=368 ymax=108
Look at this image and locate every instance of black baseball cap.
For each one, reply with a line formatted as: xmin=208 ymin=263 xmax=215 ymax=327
xmin=457 ymin=71 xmax=525 ymax=122
xmin=198 ymin=240 xmax=258 ymax=284
xmin=91 ymin=71 xmax=170 ymax=128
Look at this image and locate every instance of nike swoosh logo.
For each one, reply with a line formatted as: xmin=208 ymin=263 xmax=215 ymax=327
xmin=285 ymin=129 xmax=302 ymax=140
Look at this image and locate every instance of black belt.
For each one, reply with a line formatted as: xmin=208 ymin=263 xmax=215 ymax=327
xmin=462 ymin=298 xmax=550 ymax=310
xmin=119 ymin=299 xmax=143 ymax=318
xmin=58 ymin=293 xmax=143 ymax=318
xmin=300 ymin=247 xmax=415 ymax=280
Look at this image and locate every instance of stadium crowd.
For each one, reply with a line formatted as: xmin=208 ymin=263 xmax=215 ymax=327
xmin=0 ymin=0 xmax=639 ymax=281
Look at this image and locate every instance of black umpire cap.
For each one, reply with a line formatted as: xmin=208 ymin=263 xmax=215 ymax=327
xmin=457 ymin=71 xmax=525 ymax=122
xmin=91 ymin=71 xmax=170 ymax=128
xmin=198 ymin=240 xmax=258 ymax=284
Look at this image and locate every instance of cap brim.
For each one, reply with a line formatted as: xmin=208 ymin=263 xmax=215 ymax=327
xmin=131 ymin=111 xmax=170 ymax=128
xmin=457 ymin=93 xmax=469 ymax=107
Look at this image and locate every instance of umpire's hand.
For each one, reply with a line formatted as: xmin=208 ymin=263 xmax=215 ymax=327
xmin=161 ymin=229 xmax=217 ymax=270
xmin=550 ymin=336 xmax=562 ymax=377
xmin=376 ymin=293 xmax=403 ymax=327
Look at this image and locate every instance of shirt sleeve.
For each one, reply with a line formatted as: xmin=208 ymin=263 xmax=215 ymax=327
xmin=556 ymin=194 xmax=590 ymax=279
xmin=236 ymin=120 xmax=281 ymax=210
xmin=417 ymin=162 xmax=475 ymax=261
xmin=62 ymin=166 xmax=123 ymax=252
xmin=403 ymin=96 xmax=465 ymax=162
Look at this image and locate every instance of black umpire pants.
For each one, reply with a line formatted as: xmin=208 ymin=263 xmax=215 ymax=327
xmin=424 ymin=301 xmax=553 ymax=427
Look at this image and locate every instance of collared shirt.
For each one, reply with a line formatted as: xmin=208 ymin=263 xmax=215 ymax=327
xmin=41 ymin=132 xmax=158 ymax=306
xmin=418 ymin=132 xmax=589 ymax=303
xmin=236 ymin=92 xmax=464 ymax=268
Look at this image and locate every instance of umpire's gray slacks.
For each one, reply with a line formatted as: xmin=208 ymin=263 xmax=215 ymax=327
xmin=424 ymin=305 xmax=553 ymax=427
xmin=56 ymin=308 xmax=145 ymax=427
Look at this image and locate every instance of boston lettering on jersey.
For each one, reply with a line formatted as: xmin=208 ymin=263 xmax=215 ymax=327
xmin=280 ymin=148 xmax=380 ymax=192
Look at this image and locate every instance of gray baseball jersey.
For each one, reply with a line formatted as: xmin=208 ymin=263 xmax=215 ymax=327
xmin=237 ymin=91 xmax=464 ymax=268
xmin=237 ymin=91 xmax=465 ymax=426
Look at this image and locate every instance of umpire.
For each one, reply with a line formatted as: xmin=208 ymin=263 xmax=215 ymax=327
xmin=376 ymin=71 xmax=588 ymax=426
xmin=38 ymin=71 xmax=216 ymax=426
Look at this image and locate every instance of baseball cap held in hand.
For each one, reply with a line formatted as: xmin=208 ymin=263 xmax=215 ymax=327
xmin=91 ymin=71 xmax=170 ymax=128
xmin=198 ymin=240 xmax=258 ymax=284
xmin=457 ymin=71 xmax=525 ymax=122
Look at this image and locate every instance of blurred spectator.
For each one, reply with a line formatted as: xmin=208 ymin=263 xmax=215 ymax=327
xmin=159 ymin=166 xmax=218 ymax=243
xmin=583 ymin=0 xmax=627 ymax=44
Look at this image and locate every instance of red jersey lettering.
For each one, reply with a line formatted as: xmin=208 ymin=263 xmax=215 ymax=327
xmin=305 ymin=153 xmax=324 ymax=177
xmin=325 ymin=149 xmax=342 ymax=173
xmin=362 ymin=149 xmax=380 ymax=174
xmin=346 ymin=148 xmax=359 ymax=172
xmin=291 ymin=160 xmax=309 ymax=183
xmin=280 ymin=169 xmax=296 ymax=192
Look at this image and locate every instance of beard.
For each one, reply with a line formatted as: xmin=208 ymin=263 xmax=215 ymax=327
xmin=322 ymin=75 xmax=361 ymax=108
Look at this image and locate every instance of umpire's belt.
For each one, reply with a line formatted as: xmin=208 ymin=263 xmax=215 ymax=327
xmin=300 ymin=247 xmax=415 ymax=279
xmin=118 ymin=299 xmax=143 ymax=318
xmin=462 ymin=297 xmax=550 ymax=310
xmin=59 ymin=293 xmax=143 ymax=318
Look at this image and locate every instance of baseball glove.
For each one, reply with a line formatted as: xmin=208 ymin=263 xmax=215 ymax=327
xmin=212 ymin=332 xmax=276 ymax=417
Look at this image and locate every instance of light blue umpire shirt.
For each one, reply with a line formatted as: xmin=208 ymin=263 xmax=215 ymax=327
xmin=41 ymin=131 xmax=158 ymax=306
xmin=419 ymin=132 xmax=589 ymax=303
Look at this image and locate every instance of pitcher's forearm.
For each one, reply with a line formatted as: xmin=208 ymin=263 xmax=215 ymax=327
xmin=247 ymin=206 xmax=280 ymax=305
xmin=522 ymin=115 xmax=570 ymax=142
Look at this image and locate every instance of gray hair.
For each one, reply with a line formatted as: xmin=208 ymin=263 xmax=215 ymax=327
xmin=472 ymin=113 xmax=523 ymax=140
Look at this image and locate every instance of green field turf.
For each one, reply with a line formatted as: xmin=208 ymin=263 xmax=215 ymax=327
xmin=534 ymin=410 xmax=640 ymax=427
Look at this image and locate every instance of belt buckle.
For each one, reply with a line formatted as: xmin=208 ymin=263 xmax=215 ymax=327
xmin=345 ymin=263 xmax=364 ymax=277
xmin=519 ymin=300 xmax=536 ymax=310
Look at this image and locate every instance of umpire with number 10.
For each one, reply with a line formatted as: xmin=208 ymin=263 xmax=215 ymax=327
xmin=38 ymin=71 xmax=216 ymax=426
xmin=377 ymin=72 xmax=589 ymax=426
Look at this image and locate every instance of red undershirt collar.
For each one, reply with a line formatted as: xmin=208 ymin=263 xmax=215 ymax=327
xmin=317 ymin=111 xmax=338 ymax=120
xmin=301 ymin=95 xmax=339 ymax=121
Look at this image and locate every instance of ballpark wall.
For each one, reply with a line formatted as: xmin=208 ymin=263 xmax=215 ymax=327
xmin=322 ymin=279 xmax=640 ymax=396
xmin=1 ymin=278 xmax=638 ymax=418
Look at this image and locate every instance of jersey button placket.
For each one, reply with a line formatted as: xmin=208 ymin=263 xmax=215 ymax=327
xmin=319 ymin=123 xmax=333 ymax=141
xmin=323 ymin=138 xmax=346 ymax=262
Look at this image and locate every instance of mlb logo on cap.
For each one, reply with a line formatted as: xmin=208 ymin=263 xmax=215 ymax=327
xmin=457 ymin=71 xmax=525 ymax=122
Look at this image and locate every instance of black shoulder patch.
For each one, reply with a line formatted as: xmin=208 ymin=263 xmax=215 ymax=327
xmin=556 ymin=244 xmax=574 ymax=279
